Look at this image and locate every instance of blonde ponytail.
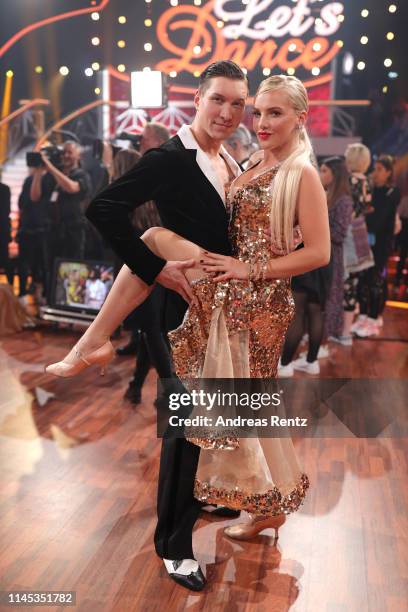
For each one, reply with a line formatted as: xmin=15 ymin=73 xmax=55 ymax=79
xmin=255 ymin=75 xmax=315 ymax=253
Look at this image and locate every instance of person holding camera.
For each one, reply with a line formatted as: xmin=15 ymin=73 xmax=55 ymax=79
xmin=30 ymin=141 xmax=91 ymax=262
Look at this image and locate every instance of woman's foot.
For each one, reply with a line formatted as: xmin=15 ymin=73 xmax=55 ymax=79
xmin=224 ymin=513 xmax=286 ymax=541
xmin=45 ymin=339 xmax=114 ymax=378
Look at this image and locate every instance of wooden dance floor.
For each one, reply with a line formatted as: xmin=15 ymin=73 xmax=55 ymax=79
xmin=0 ymin=307 xmax=407 ymax=612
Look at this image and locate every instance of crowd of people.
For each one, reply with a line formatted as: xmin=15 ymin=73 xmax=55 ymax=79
xmin=0 ymin=115 xmax=406 ymax=388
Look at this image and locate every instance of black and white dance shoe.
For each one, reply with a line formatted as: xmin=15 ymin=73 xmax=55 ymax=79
xmin=163 ymin=559 xmax=206 ymax=591
xmin=201 ymin=504 xmax=241 ymax=518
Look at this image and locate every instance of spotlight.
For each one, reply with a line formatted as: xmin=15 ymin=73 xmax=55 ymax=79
xmin=91 ymin=37 xmax=100 ymax=46
xmin=384 ymin=58 xmax=392 ymax=67
xmin=59 ymin=66 xmax=69 ymax=76
xmin=85 ymin=68 xmax=94 ymax=77
xmin=360 ymin=36 xmax=368 ymax=45
xmin=386 ymin=32 xmax=395 ymax=40
xmin=117 ymin=40 xmax=126 ymax=48
xmin=311 ymin=67 xmax=320 ymax=76
xmin=388 ymin=4 xmax=397 ymax=13
xmin=382 ymin=86 xmax=388 ymax=93
xmin=193 ymin=70 xmax=200 ymax=77
xmin=287 ymin=67 xmax=296 ymax=75
xmin=95 ymin=87 xmax=101 ymax=95
xmin=217 ymin=20 xmax=224 ymax=28
xmin=91 ymin=12 xmax=100 ymax=21
xmin=6 ymin=70 xmax=13 ymax=77
xmin=342 ymin=53 xmax=354 ymax=75
xmin=35 ymin=66 xmax=43 ymax=74
xmin=357 ymin=61 xmax=366 ymax=70
xmin=337 ymin=14 xmax=344 ymax=22
xmin=117 ymin=64 xmax=126 ymax=72
xmin=361 ymin=9 xmax=369 ymax=17
xmin=144 ymin=43 xmax=152 ymax=51
xmin=170 ymin=0 xmax=178 ymax=5
xmin=118 ymin=16 xmax=127 ymax=24
xmin=169 ymin=71 xmax=177 ymax=78
xmin=263 ymin=67 xmax=271 ymax=76
xmin=388 ymin=71 xmax=398 ymax=78
xmin=144 ymin=19 xmax=152 ymax=27
xmin=312 ymin=42 xmax=322 ymax=51
xmin=337 ymin=40 xmax=344 ymax=48
xmin=131 ymin=70 xmax=165 ymax=107
xmin=92 ymin=62 xmax=100 ymax=71
xmin=193 ymin=45 xmax=201 ymax=54
xmin=194 ymin=0 xmax=202 ymax=5
xmin=289 ymin=43 xmax=297 ymax=52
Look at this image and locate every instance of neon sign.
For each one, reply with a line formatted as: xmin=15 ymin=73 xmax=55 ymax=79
xmin=156 ymin=0 xmax=343 ymax=84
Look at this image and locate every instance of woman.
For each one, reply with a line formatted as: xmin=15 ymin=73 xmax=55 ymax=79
xmin=279 ymin=156 xmax=352 ymax=375
xmin=356 ymin=155 xmax=400 ymax=336
xmin=46 ymin=75 xmax=330 ymax=538
xmin=323 ymin=158 xmax=353 ymax=342
xmin=341 ymin=143 xmax=374 ymax=343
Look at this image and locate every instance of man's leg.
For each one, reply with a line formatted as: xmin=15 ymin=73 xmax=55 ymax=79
xmin=154 ymin=437 xmax=201 ymax=560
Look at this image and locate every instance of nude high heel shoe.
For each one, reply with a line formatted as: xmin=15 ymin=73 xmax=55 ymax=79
xmin=224 ymin=513 xmax=286 ymax=541
xmin=45 ymin=341 xmax=114 ymax=378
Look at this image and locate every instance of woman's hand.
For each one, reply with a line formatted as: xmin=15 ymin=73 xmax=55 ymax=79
xmin=200 ymin=252 xmax=249 ymax=282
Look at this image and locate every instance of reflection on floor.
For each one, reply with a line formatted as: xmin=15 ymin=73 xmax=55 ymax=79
xmin=0 ymin=307 xmax=407 ymax=611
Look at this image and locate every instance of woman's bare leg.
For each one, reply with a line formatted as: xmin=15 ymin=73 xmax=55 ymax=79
xmin=54 ymin=228 xmax=206 ymax=364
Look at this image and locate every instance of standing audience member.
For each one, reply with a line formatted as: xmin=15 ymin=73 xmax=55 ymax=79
xmin=355 ymin=155 xmax=401 ymax=336
xmin=279 ymin=157 xmax=352 ymax=375
xmin=0 ymin=178 xmax=12 ymax=285
xmin=395 ymin=191 xmax=408 ymax=287
xmin=224 ymin=124 xmax=255 ymax=169
xmin=341 ymin=143 xmax=374 ymax=342
xmin=17 ymin=169 xmax=54 ymax=300
xmin=111 ymin=144 xmax=174 ymax=406
xmin=140 ymin=122 xmax=171 ymax=155
xmin=116 ymin=123 xmax=170 ymax=357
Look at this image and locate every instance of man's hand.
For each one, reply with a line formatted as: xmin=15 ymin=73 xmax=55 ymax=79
xmin=156 ymin=260 xmax=197 ymax=305
xmin=200 ymin=252 xmax=249 ymax=282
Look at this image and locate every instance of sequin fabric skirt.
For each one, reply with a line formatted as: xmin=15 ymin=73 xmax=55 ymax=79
xmin=168 ymin=275 xmax=310 ymax=517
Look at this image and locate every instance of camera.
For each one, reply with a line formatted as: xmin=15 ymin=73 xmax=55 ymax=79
xmin=116 ymin=132 xmax=143 ymax=151
xmin=26 ymin=145 xmax=64 ymax=169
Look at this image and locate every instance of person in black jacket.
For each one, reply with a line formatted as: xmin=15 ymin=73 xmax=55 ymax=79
xmin=0 ymin=180 xmax=11 ymax=283
xmin=46 ymin=61 xmax=248 ymax=591
xmin=30 ymin=141 xmax=91 ymax=261
xmin=17 ymin=169 xmax=54 ymax=298
xmin=358 ymin=155 xmax=400 ymax=334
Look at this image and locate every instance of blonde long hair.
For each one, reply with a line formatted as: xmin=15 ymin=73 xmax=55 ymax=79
xmin=255 ymin=75 xmax=314 ymax=252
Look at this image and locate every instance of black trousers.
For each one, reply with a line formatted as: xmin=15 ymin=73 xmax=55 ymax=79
xmin=18 ymin=231 xmax=49 ymax=296
xmin=154 ymin=437 xmax=202 ymax=560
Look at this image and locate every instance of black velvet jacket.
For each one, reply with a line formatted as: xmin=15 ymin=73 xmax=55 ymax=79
xmin=86 ymin=135 xmax=233 ymax=327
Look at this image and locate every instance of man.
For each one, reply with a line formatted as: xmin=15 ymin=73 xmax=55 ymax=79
xmin=0 ymin=178 xmax=11 ymax=284
xmin=117 ymin=122 xmax=171 ymax=357
xmin=224 ymin=123 xmax=255 ymax=168
xmin=140 ymin=122 xmax=171 ymax=155
xmin=31 ymin=141 xmax=91 ymax=263
xmin=86 ymin=61 xmax=248 ymax=591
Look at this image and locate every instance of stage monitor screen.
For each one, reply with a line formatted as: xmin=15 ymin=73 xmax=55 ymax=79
xmin=51 ymin=259 xmax=114 ymax=314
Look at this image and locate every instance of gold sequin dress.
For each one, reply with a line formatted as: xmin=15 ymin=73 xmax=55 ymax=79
xmin=168 ymin=165 xmax=310 ymax=516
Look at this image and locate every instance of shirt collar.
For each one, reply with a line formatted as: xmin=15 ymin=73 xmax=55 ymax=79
xmin=177 ymin=124 xmax=241 ymax=204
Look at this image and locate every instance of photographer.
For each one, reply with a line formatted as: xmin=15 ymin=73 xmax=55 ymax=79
xmin=30 ymin=141 xmax=91 ymax=260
